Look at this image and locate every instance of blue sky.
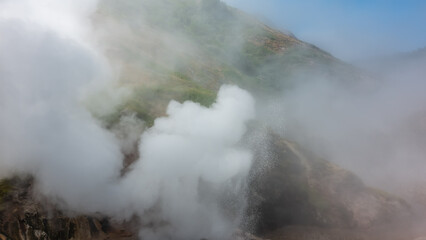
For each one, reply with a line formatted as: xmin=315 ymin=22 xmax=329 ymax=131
xmin=223 ymin=0 xmax=426 ymax=61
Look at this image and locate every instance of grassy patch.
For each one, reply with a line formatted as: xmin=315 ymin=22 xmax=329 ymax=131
xmin=175 ymin=87 xmax=216 ymax=107
xmin=99 ymin=72 xmax=217 ymax=129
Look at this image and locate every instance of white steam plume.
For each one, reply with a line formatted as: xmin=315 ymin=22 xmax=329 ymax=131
xmin=0 ymin=1 xmax=255 ymax=238
xmin=0 ymin=0 xmax=99 ymax=43
xmin=121 ymin=85 xmax=255 ymax=239
xmin=262 ymin=63 xmax=426 ymax=196
xmin=0 ymin=6 xmax=123 ymax=211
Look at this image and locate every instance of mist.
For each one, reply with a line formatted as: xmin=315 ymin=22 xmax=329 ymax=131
xmin=261 ymin=52 xmax=426 ymax=202
xmin=217 ymin=0 xmax=426 ymax=211
xmin=0 ymin=0 xmax=255 ymax=239
xmin=1 ymin=0 xmax=426 ymax=239
xmin=120 ymin=85 xmax=254 ymax=239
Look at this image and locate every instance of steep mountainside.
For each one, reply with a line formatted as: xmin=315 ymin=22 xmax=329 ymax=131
xmin=0 ymin=0 xmax=417 ymax=239
xmin=246 ymin=133 xmax=410 ymax=234
xmin=91 ymin=0 xmax=366 ymax=127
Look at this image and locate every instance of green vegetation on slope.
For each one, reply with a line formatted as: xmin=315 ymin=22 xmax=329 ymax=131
xmin=94 ymin=0 xmax=365 ymax=128
xmin=99 ymin=71 xmax=216 ymax=128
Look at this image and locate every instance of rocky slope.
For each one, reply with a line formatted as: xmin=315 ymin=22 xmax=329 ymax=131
xmin=0 ymin=134 xmax=414 ymax=239
xmin=0 ymin=0 xmax=417 ymax=239
xmin=0 ymin=178 xmax=137 ymax=240
xmin=0 ymin=178 xmax=271 ymax=240
xmin=90 ymin=0 xmax=367 ymax=127
xmin=245 ymin=133 xmax=412 ymax=235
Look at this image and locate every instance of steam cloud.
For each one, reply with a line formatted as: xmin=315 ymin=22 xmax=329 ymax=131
xmin=2 ymin=0 xmax=426 ymax=238
xmin=263 ymin=59 xmax=426 ymax=196
xmin=121 ymin=85 xmax=254 ymax=239
xmin=0 ymin=0 xmax=255 ymax=239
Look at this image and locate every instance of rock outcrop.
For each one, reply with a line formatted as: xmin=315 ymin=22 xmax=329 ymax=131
xmin=0 ymin=134 xmax=414 ymax=240
xmin=0 ymin=178 xmax=137 ymax=240
xmin=246 ymin=133 xmax=410 ymax=234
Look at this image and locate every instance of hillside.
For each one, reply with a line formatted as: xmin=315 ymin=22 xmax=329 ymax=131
xmin=0 ymin=0 xmax=420 ymax=239
xmin=1 ymin=135 xmax=421 ymax=240
xmin=90 ymin=0 xmax=366 ymax=127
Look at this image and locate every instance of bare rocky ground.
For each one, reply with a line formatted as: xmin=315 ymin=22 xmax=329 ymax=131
xmin=1 ymin=176 xmax=425 ymax=240
xmin=263 ymin=220 xmax=426 ymax=240
xmin=0 ymin=178 xmax=137 ymax=240
xmin=0 ymin=177 xmax=267 ymax=240
xmin=2 ymin=133 xmax=424 ymax=240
